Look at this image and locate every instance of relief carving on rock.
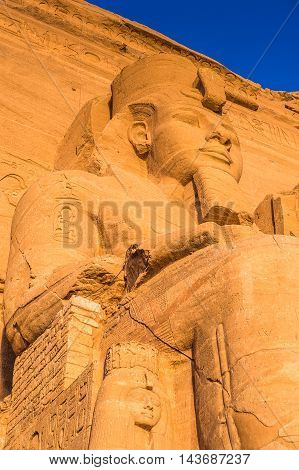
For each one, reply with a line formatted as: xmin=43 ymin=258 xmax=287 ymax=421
xmin=7 ymin=0 xmax=298 ymax=112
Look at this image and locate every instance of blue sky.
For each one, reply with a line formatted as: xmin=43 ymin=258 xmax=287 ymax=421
xmin=88 ymin=0 xmax=298 ymax=91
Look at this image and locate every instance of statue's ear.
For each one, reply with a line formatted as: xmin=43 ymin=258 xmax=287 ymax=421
xmin=55 ymin=94 xmax=112 ymax=174
xmin=128 ymin=120 xmax=152 ymax=157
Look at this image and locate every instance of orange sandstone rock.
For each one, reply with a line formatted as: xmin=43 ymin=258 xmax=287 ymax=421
xmin=0 ymin=0 xmax=298 ymax=451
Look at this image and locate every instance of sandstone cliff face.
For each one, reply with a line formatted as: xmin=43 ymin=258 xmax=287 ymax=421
xmin=0 ymin=0 xmax=298 ymax=451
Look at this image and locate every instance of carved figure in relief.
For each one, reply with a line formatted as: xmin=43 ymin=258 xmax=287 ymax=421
xmin=0 ymin=174 xmax=26 ymax=210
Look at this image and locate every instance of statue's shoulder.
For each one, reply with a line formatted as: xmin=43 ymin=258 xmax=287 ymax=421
xmin=15 ymin=169 xmax=128 ymax=210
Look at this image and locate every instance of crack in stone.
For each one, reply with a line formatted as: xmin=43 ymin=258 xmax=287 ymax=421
xmin=231 ymin=347 xmax=299 ymax=369
xmin=205 ymin=376 xmax=223 ymax=386
xmin=272 ymin=234 xmax=281 ymax=249
xmin=126 ymin=305 xmax=237 ymax=418
xmin=230 ymin=406 xmax=272 ymax=428
xmin=14 ymin=237 xmax=34 ymax=282
xmin=127 ymin=308 xmax=193 ymax=361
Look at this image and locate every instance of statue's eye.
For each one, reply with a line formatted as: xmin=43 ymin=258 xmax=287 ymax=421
xmin=172 ymin=112 xmax=199 ymax=126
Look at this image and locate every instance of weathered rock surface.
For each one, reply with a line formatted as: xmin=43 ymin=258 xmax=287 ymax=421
xmin=0 ymin=0 xmax=298 ymax=450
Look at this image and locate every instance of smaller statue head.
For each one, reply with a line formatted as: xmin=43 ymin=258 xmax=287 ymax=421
xmin=105 ymin=341 xmax=162 ymax=430
xmin=90 ymin=342 xmax=165 ymax=449
xmin=127 ymin=387 xmax=161 ymax=430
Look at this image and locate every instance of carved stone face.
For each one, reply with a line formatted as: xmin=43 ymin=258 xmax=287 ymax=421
xmin=151 ymin=95 xmax=243 ymax=185
xmin=128 ymin=91 xmax=242 ymax=186
xmin=128 ymin=387 xmax=161 ymax=429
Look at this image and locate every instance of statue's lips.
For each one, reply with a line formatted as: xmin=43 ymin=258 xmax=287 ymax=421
xmin=201 ymin=142 xmax=232 ymax=164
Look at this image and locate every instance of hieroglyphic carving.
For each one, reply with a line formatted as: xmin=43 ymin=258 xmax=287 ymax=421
xmin=5 ymin=296 xmax=103 ymax=449
xmin=0 ymin=174 xmax=26 ymax=209
xmin=19 ymin=21 xmax=123 ymax=74
xmin=104 ymin=342 xmax=159 ymax=376
xmin=227 ymin=108 xmax=298 ymax=150
xmin=53 ymin=199 xmax=81 ymax=245
xmin=0 ymin=395 xmax=11 ymax=450
xmin=0 ymin=152 xmax=49 ymax=211
xmin=0 ymin=153 xmax=49 ymax=175
xmin=5 ymin=0 xmax=297 ymax=109
xmin=6 ymin=365 xmax=93 ymax=450
xmin=0 ymin=8 xmax=122 ymax=75
xmin=5 ymin=314 xmax=68 ymax=446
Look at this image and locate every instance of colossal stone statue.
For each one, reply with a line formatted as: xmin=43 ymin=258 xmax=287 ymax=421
xmin=4 ymin=54 xmax=251 ymax=355
xmin=2 ymin=53 xmax=299 ymax=450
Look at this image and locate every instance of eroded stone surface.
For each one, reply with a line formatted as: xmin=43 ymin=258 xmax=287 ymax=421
xmin=0 ymin=0 xmax=298 ymax=450
xmin=4 ymin=296 xmax=104 ymax=450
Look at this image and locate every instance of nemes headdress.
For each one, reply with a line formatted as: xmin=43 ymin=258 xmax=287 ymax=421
xmin=112 ymin=54 xmax=200 ymax=114
xmin=112 ymin=53 xmax=227 ymax=115
xmin=56 ymin=54 xmax=225 ymax=170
